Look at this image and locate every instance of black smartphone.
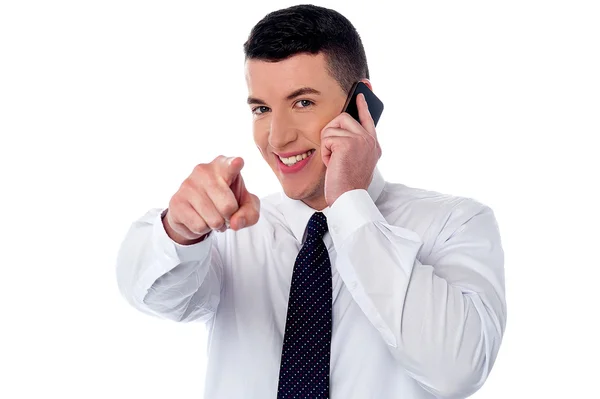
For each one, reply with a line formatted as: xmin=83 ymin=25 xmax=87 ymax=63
xmin=341 ymin=81 xmax=384 ymax=127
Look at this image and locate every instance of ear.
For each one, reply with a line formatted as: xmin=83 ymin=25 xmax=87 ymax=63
xmin=360 ymin=78 xmax=373 ymax=91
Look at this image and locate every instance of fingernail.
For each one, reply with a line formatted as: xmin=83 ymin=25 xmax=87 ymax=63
xmin=238 ymin=217 xmax=246 ymax=228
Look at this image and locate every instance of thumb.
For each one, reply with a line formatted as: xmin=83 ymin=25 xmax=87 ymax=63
xmin=229 ymin=174 xmax=260 ymax=231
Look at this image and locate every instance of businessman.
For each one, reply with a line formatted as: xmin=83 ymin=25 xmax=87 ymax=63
xmin=116 ymin=4 xmax=506 ymax=399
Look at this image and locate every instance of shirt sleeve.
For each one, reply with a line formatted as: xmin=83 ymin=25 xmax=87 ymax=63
xmin=115 ymin=208 xmax=224 ymax=323
xmin=327 ymin=189 xmax=506 ymax=399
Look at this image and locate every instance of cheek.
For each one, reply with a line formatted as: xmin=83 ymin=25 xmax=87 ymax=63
xmin=304 ymin=116 xmax=332 ymax=147
xmin=253 ymin=126 xmax=269 ymax=157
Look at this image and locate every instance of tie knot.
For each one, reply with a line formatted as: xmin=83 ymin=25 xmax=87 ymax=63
xmin=306 ymin=212 xmax=328 ymax=240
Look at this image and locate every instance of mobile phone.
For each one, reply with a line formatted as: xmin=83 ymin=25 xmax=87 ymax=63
xmin=341 ymin=81 xmax=384 ymax=127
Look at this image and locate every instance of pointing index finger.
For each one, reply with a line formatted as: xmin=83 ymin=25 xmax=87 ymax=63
xmin=357 ymin=93 xmax=376 ymax=136
xmin=220 ymin=156 xmax=244 ymax=186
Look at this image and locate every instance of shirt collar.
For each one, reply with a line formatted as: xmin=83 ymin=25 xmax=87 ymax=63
xmin=277 ymin=167 xmax=386 ymax=243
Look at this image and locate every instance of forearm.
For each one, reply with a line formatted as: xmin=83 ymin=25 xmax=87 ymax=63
xmin=116 ymin=208 xmax=223 ymax=323
xmin=329 ymin=191 xmax=506 ymax=398
xmin=391 ymin=259 xmax=503 ymax=398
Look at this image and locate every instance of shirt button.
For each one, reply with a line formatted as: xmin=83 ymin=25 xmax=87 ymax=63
xmin=348 ymin=281 xmax=357 ymax=290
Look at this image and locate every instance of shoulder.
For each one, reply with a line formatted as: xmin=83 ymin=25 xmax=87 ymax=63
xmin=378 ymin=181 xmax=499 ymax=251
xmin=380 ymin=180 xmax=493 ymax=220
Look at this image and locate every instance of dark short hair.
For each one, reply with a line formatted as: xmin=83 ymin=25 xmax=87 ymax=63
xmin=243 ymin=4 xmax=369 ymax=94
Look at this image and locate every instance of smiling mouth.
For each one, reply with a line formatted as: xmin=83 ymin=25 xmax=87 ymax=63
xmin=277 ymin=149 xmax=315 ymax=166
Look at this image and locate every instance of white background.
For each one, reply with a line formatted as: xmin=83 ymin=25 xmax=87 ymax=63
xmin=1 ymin=0 xmax=598 ymax=398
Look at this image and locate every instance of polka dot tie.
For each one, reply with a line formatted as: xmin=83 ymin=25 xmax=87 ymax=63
xmin=277 ymin=212 xmax=332 ymax=398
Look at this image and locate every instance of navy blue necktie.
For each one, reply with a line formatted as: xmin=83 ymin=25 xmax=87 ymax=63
xmin=277 ymin=212 xmax=333 ymax=399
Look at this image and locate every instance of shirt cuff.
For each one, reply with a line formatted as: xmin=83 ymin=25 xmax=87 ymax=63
xmin=327 ymin=189 xmax=386 ymax=244
xmin=153 ymin=208 xmax=213 ymax=264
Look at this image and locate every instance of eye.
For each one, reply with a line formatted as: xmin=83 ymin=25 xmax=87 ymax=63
xmin=295 ymin=99 xmax=314 ymax=108
xmin=252 ymin=106 xmax=270 ymax=115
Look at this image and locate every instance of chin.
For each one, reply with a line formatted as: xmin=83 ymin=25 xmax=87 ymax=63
xmin=268 ymin=158 xmax=326 ymax=201
xmin=281 ymin=176 xmax=325 ymax=203
xmin=281 ymin=183 xmax=311 ymax=201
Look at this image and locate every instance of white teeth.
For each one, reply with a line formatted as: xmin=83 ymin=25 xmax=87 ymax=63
xmin=279 ymin=149 xmax=313 ymax=165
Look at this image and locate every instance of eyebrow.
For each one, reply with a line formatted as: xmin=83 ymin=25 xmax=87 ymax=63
xmin=246 ymin=87 xmax=322 ymax=105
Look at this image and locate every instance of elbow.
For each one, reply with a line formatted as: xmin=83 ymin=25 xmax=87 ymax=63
xmin=419 ymin=297 xmax=502 ymax=398
xmin=421 ymin=361 xmax=488 ymax=399
xmin=143 ymin=284 xmax=218 ymax=323
xmin=115 ymin=265 xmax=184 ymax=322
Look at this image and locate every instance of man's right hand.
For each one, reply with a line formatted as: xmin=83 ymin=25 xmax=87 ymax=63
xmin=163 ymin=156 xmax=260 ymax=245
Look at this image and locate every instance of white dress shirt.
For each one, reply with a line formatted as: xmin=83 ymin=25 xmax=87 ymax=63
xmin=115 ymin=167 xmax=506 ymax=399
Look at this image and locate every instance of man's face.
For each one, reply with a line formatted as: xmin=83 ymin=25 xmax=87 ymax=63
xmin=245 ymin=52 xmax=348 ymax=209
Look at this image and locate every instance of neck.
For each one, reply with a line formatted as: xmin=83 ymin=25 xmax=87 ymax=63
xmin=302 ymin=195 xmax=328 ymax=211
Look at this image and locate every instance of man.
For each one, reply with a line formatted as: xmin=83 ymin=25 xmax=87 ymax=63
xmin=115 ymin=4 xmax=506 ymax=399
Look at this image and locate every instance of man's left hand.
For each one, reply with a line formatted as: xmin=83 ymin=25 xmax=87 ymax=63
xmin=321 ymin=93 xmax=382 ymax=206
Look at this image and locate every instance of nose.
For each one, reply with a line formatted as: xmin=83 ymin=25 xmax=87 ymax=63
xmin=268 ymin=111 xmax=298 ymax=150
